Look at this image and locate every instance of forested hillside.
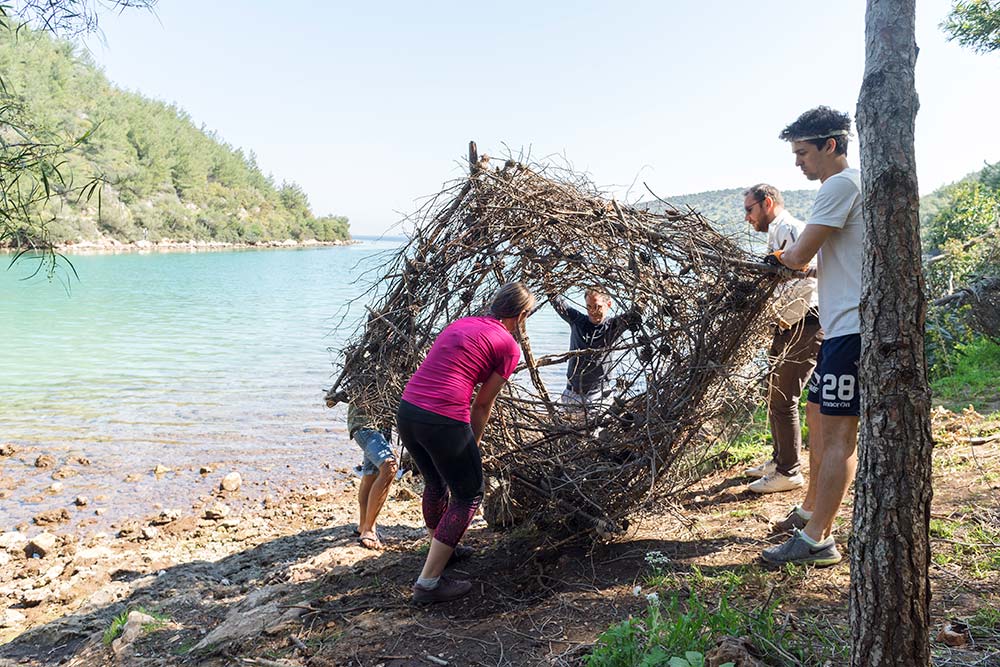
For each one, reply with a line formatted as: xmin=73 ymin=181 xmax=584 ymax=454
xmin=642 ymin=187 xmax=817 ymax=236
xmin=0 ymin=28 xmax=349 ymax=246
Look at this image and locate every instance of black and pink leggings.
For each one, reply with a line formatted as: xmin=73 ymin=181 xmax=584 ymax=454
xmin=396 ymin=400 xmax=483 ymax=548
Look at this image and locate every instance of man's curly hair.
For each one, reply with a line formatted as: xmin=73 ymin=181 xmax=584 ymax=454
xmin=779 ymin=106 xmax=852 ymax=156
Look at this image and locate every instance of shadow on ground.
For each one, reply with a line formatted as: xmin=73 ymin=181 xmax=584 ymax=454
xmin=0 ymin=517 xmax=759 ymax=667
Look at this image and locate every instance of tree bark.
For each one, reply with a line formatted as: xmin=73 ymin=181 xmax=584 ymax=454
xmin=852 ymin=1 xmax=934 ymax=666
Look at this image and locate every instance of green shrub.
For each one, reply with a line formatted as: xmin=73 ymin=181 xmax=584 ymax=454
xmin=931 ymin=337 xmax=1000 ymax=409
xmin=586 ymin=592 xmax=770 ymax=667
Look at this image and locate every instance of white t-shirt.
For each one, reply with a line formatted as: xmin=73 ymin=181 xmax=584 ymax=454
xmin=767 ymin=209 xmax=818 ymax=327
xmin=808 ymin=167 xmax=864 ymax=338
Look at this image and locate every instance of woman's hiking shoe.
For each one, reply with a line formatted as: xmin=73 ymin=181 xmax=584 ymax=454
xmin=748 ymin=471 xmax=804 ymax=494
xmin=412 ymin=576 xmax=472 ymax=605
xmin=761 ymin=529 xmax=841 ymax=566
xmin=744 ymin=460 xmax=777 ymax=479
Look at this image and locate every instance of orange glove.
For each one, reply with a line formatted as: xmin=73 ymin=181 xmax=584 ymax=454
xmin=763 ymin=249 xmax=785 ymax=267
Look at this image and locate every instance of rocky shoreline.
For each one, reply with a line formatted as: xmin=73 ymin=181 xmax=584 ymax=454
xmin=1 ymin=237 xmax=356 ymax=255
xmin=0 ymin=459 xmax=426 ymax=658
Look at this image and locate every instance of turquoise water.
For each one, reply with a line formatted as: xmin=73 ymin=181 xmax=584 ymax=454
xmin=0 ymin=242 xmax=571 ymax=530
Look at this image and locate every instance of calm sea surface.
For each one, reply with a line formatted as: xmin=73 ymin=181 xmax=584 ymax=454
xmin=0 ymin=241 xmax=570 ymax=530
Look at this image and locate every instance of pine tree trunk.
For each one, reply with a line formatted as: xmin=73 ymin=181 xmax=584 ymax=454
xmin=852 ymin=1 xmax=934 ymax=665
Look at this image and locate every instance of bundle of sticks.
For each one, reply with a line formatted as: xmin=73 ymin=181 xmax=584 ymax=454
xmin=327 ymin=144 xmax=790 ymax=537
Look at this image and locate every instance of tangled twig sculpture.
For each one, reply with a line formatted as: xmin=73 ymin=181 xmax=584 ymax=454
xmin=327 ymin=143 xmax=794 ymax=538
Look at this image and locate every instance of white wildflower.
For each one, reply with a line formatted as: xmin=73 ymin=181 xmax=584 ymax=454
xmin=632 ymin=585 xmax=642 ymax=597
xmin=644 ymin=550 xmax=671 ymax=567
xmin=646 ymin=592 xmax=660 ymax=605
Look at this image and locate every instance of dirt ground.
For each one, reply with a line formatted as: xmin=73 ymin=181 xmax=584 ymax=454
xmin=0 ymin=406 xmax=997 ymax=667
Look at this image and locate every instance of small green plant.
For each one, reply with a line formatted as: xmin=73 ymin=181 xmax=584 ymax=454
xmin=101 ymin=607 xmax=168 ymax=646
xmin=102 ymin=610 xmax=130 ymax=646
xmin=929 ymin=518 xmax=958 ymax=539
xmin=667 ymin=651 xmax=734 ymax=667
xmin=711 ymin=407 xmax=770 ymax=468
xmin=969 ymin=606 xmax=1000 ymax=639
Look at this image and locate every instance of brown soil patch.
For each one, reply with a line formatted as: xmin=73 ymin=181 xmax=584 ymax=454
xmin=1 ymin=407 xmax=997 ymax=666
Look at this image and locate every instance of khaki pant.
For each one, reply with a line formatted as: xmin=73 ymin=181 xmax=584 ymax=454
xmin=767 ymin=318 xmax=823 ymax=476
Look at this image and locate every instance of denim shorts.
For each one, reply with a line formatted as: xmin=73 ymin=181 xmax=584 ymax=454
xmin=354 ymin=428 xmax=395 ymax=476
xmin=807 ymin=333 xmax=861 ymax=416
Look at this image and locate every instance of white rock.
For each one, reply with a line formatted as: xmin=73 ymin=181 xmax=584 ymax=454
xmin=0 ymin=531 xmax=27 ymax=551
xmin=21 ymin=587 xmax=50 ymax=607
xmin=0 ymin=609 xmax=26 ymax=628
xmin=48 ymin=482 xmax=64 ymax=493
xmin=25 ymin=532 xmax=58 ymax=558
xmin=42 ymin=563 xmax=65 ymax=583
xmin=220 ymin=472 xmax=242 ymax=492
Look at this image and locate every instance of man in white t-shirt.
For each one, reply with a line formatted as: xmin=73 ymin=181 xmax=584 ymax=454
xmin=761 ymin=107 xmax=864 ymax=567
xmin=741 ymin=184 xmax=822 ymax=496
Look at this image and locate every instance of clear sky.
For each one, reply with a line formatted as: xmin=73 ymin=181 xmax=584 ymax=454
xmin=85 ymin=1 xmax=1000 ymax=236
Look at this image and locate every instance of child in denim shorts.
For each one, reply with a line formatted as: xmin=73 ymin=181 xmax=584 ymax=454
xmin=348 ymin=403 xmax=397 ymax=550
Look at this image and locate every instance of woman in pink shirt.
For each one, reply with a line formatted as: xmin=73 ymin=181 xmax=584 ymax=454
xmin=397 ymin=282 xmax=534 ymax=604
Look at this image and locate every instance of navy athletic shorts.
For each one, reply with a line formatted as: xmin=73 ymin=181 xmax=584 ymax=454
xmin=807 ymin=333 xmax=861 ymax=417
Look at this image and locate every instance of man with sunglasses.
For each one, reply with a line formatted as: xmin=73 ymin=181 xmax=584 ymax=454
xmin=742 ymin=184 xmax=821 ymax=497
xmin=761 ymin=106 xmax=863 ymax=567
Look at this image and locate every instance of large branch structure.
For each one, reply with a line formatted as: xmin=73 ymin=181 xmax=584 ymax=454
xmin=327 ymin=146 xmax=789 ymax=537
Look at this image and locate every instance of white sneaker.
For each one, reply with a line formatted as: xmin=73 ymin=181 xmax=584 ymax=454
xmin=744 ymin=460 xmax=777 ymax=479
xmin=748 ymin=471 xmax=805 ymax=494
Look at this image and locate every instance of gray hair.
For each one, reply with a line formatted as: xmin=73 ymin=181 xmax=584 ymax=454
xmin=490 ymin=282 xmax=535 ymax=319
xmin=743 ymin=183 xmax=784 ymax=207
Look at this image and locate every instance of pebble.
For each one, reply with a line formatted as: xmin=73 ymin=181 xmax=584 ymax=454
xmin=220 ymin=472 xmax=242 ymax=492
xmin=25 ymin=532 xmax=58 ymax=558
xmin=34 ymin=455 xmax=56 ymax=469
xmin=395 ymin=486 xmax=418 ymax=501
xmin=153 ymin=464 xmax=171 ymax=475
xmin=33 ymin=509 xmax=71 ymax=526
xmin=75 ymin=496 xmax=89 ymax=507
xmin=149 ymin=509 xmax=181 ymax=525
xmin=204 ymin=503 xmax=230 ymax=520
